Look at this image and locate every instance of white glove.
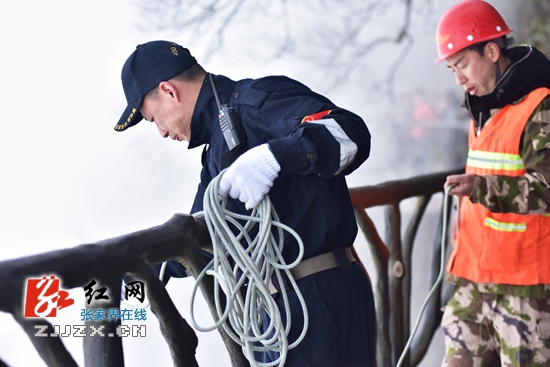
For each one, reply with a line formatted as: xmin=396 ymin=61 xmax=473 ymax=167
xmin=218 ymin=144 xmax=281 ymax=209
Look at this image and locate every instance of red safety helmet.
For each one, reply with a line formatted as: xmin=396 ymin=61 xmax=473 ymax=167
xmin=434 ymin=0 xmax=512 ymax=63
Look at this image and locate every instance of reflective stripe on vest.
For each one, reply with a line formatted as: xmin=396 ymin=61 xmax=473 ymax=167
xmin=466 ymin=150 xmax=524 ymax=172
xmin=483 ymin=217 xmax=526 ymax=232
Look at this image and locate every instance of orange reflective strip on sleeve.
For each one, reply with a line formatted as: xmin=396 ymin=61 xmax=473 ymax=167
xmin=301 ymin=110 xmax=332 ymax=123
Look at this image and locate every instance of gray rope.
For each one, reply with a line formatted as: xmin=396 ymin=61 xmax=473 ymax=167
xmin=190 ymin=169 xmax=309 ymax=367
xmin=396 ymin=183 xmax=456 ymax=367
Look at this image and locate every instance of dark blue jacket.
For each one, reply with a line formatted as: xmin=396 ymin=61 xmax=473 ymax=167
xmin=189 ymin=74 xmax=371 ymax=262
xmin=187 ymin=74 xmax=376 ymax=366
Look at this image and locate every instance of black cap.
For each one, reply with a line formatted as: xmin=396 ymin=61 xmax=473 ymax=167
xmin=115 ymin=40 xmax=197 ymax=131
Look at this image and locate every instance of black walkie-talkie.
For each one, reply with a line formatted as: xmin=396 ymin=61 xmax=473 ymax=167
xmin=209 ymin=74 xmax=245 ymax=151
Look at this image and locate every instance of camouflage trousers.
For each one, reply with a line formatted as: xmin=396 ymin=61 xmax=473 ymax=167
xmin=441 ymin=282 xmax=550 ymax=367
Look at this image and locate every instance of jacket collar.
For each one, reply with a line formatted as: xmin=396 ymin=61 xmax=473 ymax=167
xmin=188 ymin=74 xmax=237 ymax=149
xmin=465 ymin=45 xmax=550 ymax=128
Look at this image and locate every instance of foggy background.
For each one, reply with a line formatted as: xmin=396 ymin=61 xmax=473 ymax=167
xmin=0 ymin=0 xmax=538 ymax=366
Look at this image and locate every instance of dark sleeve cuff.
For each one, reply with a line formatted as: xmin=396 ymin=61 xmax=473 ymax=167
xmin=268 ymin=135 xmax=309 ymax=175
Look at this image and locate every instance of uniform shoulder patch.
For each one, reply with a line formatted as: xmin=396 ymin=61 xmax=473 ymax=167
xmin=301 ymin=110 xmax=332 ymax=123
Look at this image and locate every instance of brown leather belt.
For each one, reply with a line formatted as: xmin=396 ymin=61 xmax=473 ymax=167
xmin=268 ymin=247 xmax=356 ymax=294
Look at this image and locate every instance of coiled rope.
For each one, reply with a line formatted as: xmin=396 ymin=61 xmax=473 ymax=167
xmin=395 ymin=183 xmax=456 ymax=367
xmin=189 ymin=169 xmax=309 ymax=367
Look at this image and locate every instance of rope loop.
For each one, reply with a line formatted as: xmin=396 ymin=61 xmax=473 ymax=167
xmin=190 ymin=169 xmax=309 ymax=367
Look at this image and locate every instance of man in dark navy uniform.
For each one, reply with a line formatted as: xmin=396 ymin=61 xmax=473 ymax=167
xmin=116 ymin=40 xmax=375 ymax=366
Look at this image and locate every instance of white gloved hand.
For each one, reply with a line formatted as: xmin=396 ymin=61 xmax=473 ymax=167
xmin=218 ymin=144 xmax=281 ymax=210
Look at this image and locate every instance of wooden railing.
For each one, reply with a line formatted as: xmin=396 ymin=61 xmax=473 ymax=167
xmin=350 ymin=167 xmax=464 ymax=367
xmin=0 ymin=214 xmax=249 ymax=367
xmin=0 ymin=168 xmax=463 ymax=367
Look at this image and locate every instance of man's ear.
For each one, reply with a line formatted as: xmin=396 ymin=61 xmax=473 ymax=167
xmin=158 ymin=81 xmax=180 ymax=103
xmin=486 ymin=42 xmax=501 ymax=63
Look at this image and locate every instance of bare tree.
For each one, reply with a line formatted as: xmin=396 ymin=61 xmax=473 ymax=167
xmin=137 ymin=0 xmax=427 ymax=92
xmin=513 ymin=0 xmax=550 ymax=56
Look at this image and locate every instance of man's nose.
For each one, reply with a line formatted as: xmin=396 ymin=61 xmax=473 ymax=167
xmin=455 ymin=71 xmax=467 ymax=86
xmin=156 ymin=124 xmax=169 ymax=138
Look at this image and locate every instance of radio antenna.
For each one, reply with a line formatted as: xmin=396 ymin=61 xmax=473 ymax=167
xmin=209 ymin=73 xmax=223 ymax=110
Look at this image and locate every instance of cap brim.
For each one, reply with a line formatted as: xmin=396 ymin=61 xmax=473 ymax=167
xmin=115 ymin=97 xmax=144 ymax=132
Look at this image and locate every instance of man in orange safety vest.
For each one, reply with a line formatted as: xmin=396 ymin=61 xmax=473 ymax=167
xmin=435 ymin=1 xmax=550 ymax=366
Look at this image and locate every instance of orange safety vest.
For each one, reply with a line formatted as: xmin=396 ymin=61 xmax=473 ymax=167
xmin=448 ymin=87 xmax=550 ymax=285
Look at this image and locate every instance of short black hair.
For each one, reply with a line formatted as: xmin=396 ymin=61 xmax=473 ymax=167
xmin=465 ymin=36 xmax=509 ymax=58
xmin=145 ymin=63 xmax=206 ymax=100
xmin=173 ymin=63 xmax=206 ymax=83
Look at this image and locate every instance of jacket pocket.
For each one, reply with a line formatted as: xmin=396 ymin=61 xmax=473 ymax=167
xmin=479 ymin=215 xmax=534 ymax=272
